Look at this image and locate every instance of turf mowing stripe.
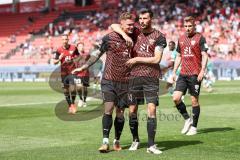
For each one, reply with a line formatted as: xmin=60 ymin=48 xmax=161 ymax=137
xmin=0 ymin=97 xmax=101 ymax=107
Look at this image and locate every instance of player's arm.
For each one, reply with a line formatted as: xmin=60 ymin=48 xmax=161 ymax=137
xmin=72 ymin=48 xmax=83 ymax=63
xmin=126 ymin=36 xmax=167 ymax=65
xmin=72 ymin=50 xmax=104 ymax=73
xmin=168 ymin=52 xmax=177 ymax=69
xmin=84 ymin=50 xmax=104 ymax=69
xmin=172 ymin=42 xmax=182 ymax=82
xmin=110 ymin=24 xmax=133 ymax=47
xmin=53 ymin=51 xmax=64 ymax=65
xmin=127 ymin=46 xmax=164 ymax=65
xmin=197 ymin=37 xmax=209 ymax=81
xmin=173 ymin=52 xmax=181 ymax=74
xmin=72 ymin=36 xmax=108 ymax=73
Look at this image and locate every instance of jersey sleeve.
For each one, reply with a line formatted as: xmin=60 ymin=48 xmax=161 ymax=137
xmin=99 ymin=35 xmax=109 ymax=53
xmin=131 ymin=26 xmax=141 ymax=42
xmin=176 ymin=41 xmax=181 ymax=54
xmin=155 ymin=35 xmax=167 ymax=48
xmin=199 ymin=36 xmax=208 ymax=52
xmin=54 ymin=50 xmax=60 ymax=59
xmin=74 ymin=47 xmax=79 ymax=56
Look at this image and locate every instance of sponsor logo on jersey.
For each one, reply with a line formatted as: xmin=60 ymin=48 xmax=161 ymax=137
xmin=69 ymin=51 xmax=74 ymax=55
xmin=191 ymin=40 xmax=196 ymax=45
xmin=149 ymin=39 xmax=155 ymax=45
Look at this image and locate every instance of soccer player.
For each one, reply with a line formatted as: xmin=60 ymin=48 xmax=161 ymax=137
xmin=169 ymin=41 xmax=186 ymax=102
xmin=161 ymin=41 xmax=178 ymax=96
xmin=172 ymin=16 xmax=208 ymax=136
xmin=75 ymin=42 xmax=90 ymax=108
xmin=203 ymin=57 xmax=215 ymax=93
xmin=111 ymin=8 xmax=167 ymax=154
xmin=72 ymin=12 xmax=136 ymax=153
xmin=53 ymin=34 xmax=79 ymax=114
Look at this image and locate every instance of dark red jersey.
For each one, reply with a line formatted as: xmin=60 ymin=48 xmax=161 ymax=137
xmin=55 ymin=44 xmax=79 ymax=77
xmin=99 ymin=32 xmax=133 ymax=82
xmin=176 ymin=32 xmax=208 ymax=75
xmin=131 ymin=29 xmax=167 ymax=78
xmin=75 ymin=52 xmax=90 ymax=77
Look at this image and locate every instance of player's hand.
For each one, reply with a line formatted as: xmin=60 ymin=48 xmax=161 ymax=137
xmin=59 ymin=53 xmax=64 ymax=60
xmin=126 ymin=57 xmax=137 ymax=67
xmin=71 ymin=68 xmax=82 ymax=74
xmin=123 ymin=35 xmax=133 ymax=47
xmin=66 ymin=59 xmax=73 ymax=63
xmin=172 ymin=73 xmax=177 ymax=82
xmin=197 ymin=70 xmax=204 ymax=82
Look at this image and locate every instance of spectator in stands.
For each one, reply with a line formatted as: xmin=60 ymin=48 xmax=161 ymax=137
xmin=9 ymin=35 xmax=16 ymax=43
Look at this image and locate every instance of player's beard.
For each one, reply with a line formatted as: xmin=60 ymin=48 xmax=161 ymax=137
xmin=186 ymin=30 xmax=194 ymax=37
xmin=141 ymin=23 xmax=151 ymax=32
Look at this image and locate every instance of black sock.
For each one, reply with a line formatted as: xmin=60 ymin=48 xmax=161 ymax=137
xmin=77 ymin=90 xmax=82 ymax=100
xmin=147 ymin=117 xmax=157 ymax=147
xmin=192 ymin=106 xmax=200 ymax=127
xmin=129 ymin=114 xmax=139 ymax=142
xmin=176 ymin=101 xmax=190 ymax=120
xmin=114 ymin=117 xmax=125 ymax=140
xmin=83 ymin=88 xmax=88 ymax=102
xmin=64 ymin=92 xmax=71 ymax=105
xmin=71 ymin=93 xmax=76 ymax=104
xmin=102 ymin=114 xmax=113 ymax=138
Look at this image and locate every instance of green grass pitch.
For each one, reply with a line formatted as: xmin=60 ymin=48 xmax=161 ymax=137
xmin=0 ymin=81 xmax=239 ymax=160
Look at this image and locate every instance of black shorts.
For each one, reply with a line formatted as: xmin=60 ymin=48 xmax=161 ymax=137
xmin=128 ymin=76 xmax=159 ymax=106
xmin=175 ymin=74 xmax=201 ymax=97
xmin=101 ymin=79 xmax=129 ymax=108
xmin=62 ymin=74 xmax=77 ymax=86
xmin=75 ymin=76 xmax=90 ymax=87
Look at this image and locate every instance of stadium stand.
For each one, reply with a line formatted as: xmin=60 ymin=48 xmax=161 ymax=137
xmin=0 ymin=0 xmax=239 ymax=67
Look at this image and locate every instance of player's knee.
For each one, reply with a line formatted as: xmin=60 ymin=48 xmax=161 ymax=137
xmin=191 ymin=97 xmax=199 ymax=106
xmin=191 ymin=100 xmax=199 ymax=106
xmin=76 ymin=86 xmax=82 ymax=92
xmin=147 ymin=104 xmax=156 ymax=118
xmin=172 ymin=96 xmax=181 ymax=104
xmin=63 ymin=88 xmax=68 ymax=94
xmin=129 ymin=105 xmax=137 ymax=114
xmin=116 ymin=108 xmax=124 ymax=118
xmin=69 ymin=88 xmax=75 ymax=93
xmin=104 ymin=110 xmax=113 ymax=115
xmin=104 ymin=102 xmax=114 ymax=114
xmin=76 ymin=84 xmax=82 ymax=90
xmin=69 ymin=85 xmax=75 ymax=92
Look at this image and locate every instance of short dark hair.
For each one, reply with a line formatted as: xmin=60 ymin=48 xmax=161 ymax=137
xmin=62 ymin=34 xmax=69 ymax=37
xmin=76 ymin=42 xmax=84 ymax=47
xmin=169 ymin=41 xmax=175 ymax=45
xmin=184 ymin=16 xmax=195 ymax=24
xmin=139 ymin=8 xmax=153 ymax=18
xmin=119 ymin=12 xmax=134 ymax=21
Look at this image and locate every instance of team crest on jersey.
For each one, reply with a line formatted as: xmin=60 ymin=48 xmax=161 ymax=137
xmin=191 ymin=40 xmax=196 ymax=45
xmin=204 ymin=43 xmax=209 ymax=49
xmin=69 ymin=51 xmax=74 ymax=55
xmin=116 ymin=42 xmax=120 ymax=47
xmin=123 ymin=49 xmax=129 ymax=56
xmin=149 ymin=39 xmax=155 ymax=45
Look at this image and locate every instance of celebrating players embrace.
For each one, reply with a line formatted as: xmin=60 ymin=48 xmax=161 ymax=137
xmin=54 ymin=8 xmax=208 ymax=155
